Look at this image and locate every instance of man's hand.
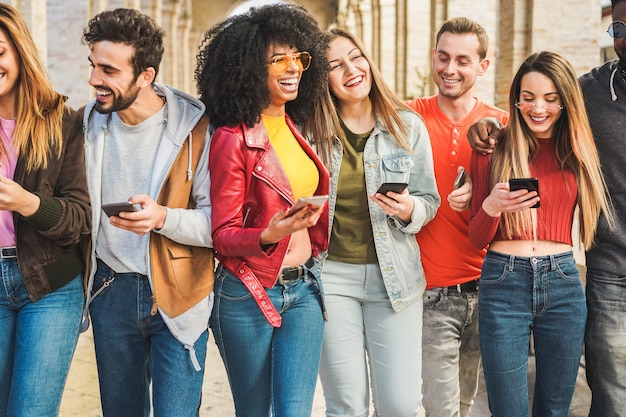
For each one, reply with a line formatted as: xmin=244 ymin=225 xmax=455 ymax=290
xmin=467 ymin=117 xmax=503 ymax=155
xmin=448 ymin=168 xmax=472 ymax=212
xmin=109 ymin=194 xmax=167 ymax=235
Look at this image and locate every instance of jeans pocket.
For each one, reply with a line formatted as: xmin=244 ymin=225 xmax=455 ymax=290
xmin=216 ymin=267 xmax=254 ymax=302
xmin=91 ymin=268 xmax=115 ymax=298
xmin=423 ymin=289 xmax=445 ymax=309
xmin=556 ymin=258 xmax=581 ymax=282
xmin=480 ymin=256 xmax=509 ymax=285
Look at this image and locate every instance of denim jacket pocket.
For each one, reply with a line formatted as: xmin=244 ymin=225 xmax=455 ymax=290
xmin=381 ymin=154 xmax=413 ymax=183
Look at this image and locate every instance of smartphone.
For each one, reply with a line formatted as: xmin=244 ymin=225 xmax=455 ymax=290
xmin=376 ymin=182 xmax=408 ymax=194
xmin=509 ymin=178 xmax=540 ymax=208
xmin=453 ymin=167 xmax=466 ymax=190
xmin=102 ymin=201 xmax=138 ymax=217
xmin=286 ymin=195 xmax=329 ymax=217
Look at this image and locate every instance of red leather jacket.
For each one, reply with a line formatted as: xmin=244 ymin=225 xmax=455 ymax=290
xmin=209 ymin=115 xmax=329 ymax=287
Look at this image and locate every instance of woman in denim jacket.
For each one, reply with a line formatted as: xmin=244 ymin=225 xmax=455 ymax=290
xmin=318 ymin=28 xmax=440 ymax=417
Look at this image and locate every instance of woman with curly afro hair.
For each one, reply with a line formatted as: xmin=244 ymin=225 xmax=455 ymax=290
xmin=195 ymin=4 xmax=337 ymax=416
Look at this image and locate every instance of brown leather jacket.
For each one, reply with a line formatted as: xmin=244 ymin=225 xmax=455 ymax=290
xmin=15 ymin=107 xmax=91 ymax=301
xmin=149 ymin=115 xmax=214 ymax=317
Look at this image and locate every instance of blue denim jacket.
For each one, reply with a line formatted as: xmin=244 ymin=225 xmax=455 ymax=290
xmin=328 ymin=110 xmax=440 ymax=311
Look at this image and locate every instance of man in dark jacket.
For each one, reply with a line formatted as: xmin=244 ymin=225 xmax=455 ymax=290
xmin=578 ymin=1 xmax=626 ymax=415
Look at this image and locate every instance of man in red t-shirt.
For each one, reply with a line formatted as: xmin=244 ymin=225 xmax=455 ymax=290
xmin=406 ymin=17 xmax=508 ymax=417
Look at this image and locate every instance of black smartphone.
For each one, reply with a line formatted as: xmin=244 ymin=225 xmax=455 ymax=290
xmin=509 ymin=178 xmax=540 ymax=208
xmin=453 ymin=167 xmax=466 ymax=190
xmin=376 ymin=182 xmax=408 ymax=194
xmin=102 ymin=201 xmax=138 ymax=217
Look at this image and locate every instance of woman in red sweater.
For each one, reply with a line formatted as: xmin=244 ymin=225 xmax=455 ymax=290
xmin=468 ymin=51 xmax=612 ymax=417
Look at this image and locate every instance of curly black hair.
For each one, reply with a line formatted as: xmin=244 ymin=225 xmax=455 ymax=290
xmin=82 ymin=8 xmax=165 ymax=80
xmin=195 ymin=3 xmax=331 ymax=129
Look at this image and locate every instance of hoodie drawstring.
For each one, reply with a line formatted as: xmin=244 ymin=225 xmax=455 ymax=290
xmin=610 ymin=67 xmax=618 ymax=101
xmin=187 ymin=132 xmax=193 ymax=181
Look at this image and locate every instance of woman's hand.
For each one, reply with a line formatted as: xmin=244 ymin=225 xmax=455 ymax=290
xmin=260 ymin=203 xmax=324 ymax=246
xmin=481 ymin=182 xmax=539 ymax=217
xmin=371 ymin=188 xmax=414 ymax=223
xmin=0 ymin=175 xmax=41 ymax=217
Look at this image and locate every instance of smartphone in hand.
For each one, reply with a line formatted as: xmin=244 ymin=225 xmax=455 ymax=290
xmin=376 ymin=182 xmax=408 ymax=194
xmin=453 ymin=168 xmax=466 ymax=190
xmin=509 ymin=178 xmax=540 ymax=208
xmin=102 ymin=201 xmax=138 ymax=217
xmin=286 ymin=195 xmax=329 ymax=217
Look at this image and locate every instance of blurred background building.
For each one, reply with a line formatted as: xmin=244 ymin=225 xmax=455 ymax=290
xmin=8 ymin=0 xmax=615 ymax=110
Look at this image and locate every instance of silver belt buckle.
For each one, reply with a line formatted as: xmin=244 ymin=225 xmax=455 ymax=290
xmin=0 ymin=246 xmax=17 ymax=259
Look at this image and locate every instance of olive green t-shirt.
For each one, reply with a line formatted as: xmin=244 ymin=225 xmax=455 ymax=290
xmin=328 ymin=121 xmax=378 ymax=264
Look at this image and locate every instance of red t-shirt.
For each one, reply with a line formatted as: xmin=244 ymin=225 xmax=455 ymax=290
xmin=407 ymin=96 xmax=508 ymax=289
xmin=468 ymin=138 xmax=577 ymax=249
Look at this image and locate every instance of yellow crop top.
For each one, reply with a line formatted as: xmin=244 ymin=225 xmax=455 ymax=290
xmin=261 ymin=114 xmax=318 ymax=200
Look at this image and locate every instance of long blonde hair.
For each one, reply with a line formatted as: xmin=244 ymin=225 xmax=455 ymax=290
xmin=0 ymin=4 xmax=66 ymax=170
xmin=491 ymin=51 xmax=613 ymax=249
xmin=326 ymin=28 xmax=414 ymax=151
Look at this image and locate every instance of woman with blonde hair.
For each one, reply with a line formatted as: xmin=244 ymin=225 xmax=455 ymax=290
xmin=0 ymin=4 xmax=90 ymax=416
xmin=319 ymin=27 xmax=439 ymax=417
xmin=469 ymin=51 xmax=612 ymax=417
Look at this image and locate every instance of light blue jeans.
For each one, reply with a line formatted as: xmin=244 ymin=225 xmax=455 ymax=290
xmin=422 ymin=288 xmax=480 ymax=417
xmin=0 ymin=258 xmax=83 ymax=417
xmin=479 ymin=250 xmax=585 ymax=417
xmin=319 ymin=260 xmax=423 ymax=417
xmin=585 ymin=269 xmax=626 ymax=417
xmin=90 ymin=259 xmax=207 ymax=417
xmin=210 ymin=262 xmax=325 ymax=417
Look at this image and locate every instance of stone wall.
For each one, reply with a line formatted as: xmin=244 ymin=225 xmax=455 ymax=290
xmin=12 ymin=0 xmax=605 ymax=109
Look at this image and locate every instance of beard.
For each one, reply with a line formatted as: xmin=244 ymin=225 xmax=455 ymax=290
xmin=94 ymin=83 xmax=141 ymax=114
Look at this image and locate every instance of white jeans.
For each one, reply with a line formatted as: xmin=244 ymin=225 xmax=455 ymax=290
xmin=319 ymin=260 xmax=424 ymax=417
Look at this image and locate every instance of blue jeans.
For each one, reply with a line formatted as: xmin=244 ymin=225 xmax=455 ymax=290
xmin=422 ymin=288 xmax=480 ymax=417
xmin=319 ymin=260 xmax=423 ymax=417
xmin=0 ymin=258 xmax=83 ymax=417
xmin=90 ymin=259 xmax=207 ymax=417
xmin=585 ymin=269 xmax=626 ymax=417
xmin=479 ymin=251 xmax=585 ymax=417
xmin=210 ymin=262 xmax=324 ymax=417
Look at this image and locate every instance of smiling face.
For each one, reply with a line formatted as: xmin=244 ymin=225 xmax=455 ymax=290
xmin=88 ymin=40 xmax=142 ymax=114
xmin=0 ymin=28 xmax=20 ymax=110
xmin=326 ymin=35 xmax=372 ymax=106
xmin=263 ymin=44 xmax=304 ymax=116
xmin=432 ymin=32 xmax=488 ymax=100
xmin=517 ymin=71 xmax=563 ymax=139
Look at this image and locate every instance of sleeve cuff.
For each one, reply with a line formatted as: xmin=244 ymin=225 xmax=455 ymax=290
xmin=24 ymin=195 xmax=62 ymax=231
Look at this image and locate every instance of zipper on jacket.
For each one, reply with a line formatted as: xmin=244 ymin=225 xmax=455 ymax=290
xmin=242 ymin=207 xmax=251 ymax=227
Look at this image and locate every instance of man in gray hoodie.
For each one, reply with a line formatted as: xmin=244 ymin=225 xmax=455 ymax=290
xmin=80 ymin=9 xmax=214 ymax=417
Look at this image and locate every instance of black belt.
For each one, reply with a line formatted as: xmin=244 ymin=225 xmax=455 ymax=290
xmin=276 ymin=257 xmax=314 ymax=285
xmin=0 ymin=246 xmax=17 ymax=259
xmin=446 ymin=279 xmax=479 ymax=293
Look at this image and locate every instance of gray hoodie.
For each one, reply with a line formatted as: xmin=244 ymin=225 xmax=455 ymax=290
xmin=81 ymin=83 xmax=212 ymax=370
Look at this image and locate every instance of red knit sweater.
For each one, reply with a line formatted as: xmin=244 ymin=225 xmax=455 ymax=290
xmin=469 ymin=138 xmax=577 ymax=249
